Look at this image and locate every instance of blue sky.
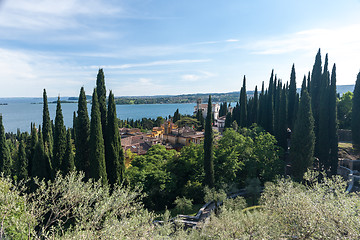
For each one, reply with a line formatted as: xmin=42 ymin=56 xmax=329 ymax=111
xmin=0 ymin=0 xmax=360 ymax=97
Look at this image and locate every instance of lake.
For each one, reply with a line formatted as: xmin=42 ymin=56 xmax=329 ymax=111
xmin=0 ymin=98 xmax=196 ymax=133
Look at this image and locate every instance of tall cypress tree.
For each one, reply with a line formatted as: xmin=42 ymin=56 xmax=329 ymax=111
xmin=277 ymin=86 xmax=288 ymax=150
xmin=96 ymin=69 xmax=107 ymax=141
xmin=290 ymin=90 xmax=315 ymax=181
xmin=27 ymin=123 xmax=38 ymax=177
xmin=258 ymin=82 xmax=265 ymax=127
xmin=105 ymin=91 xmax=125 ymax=185
xmin=288 ymin=64 xmax=297 ymax=129
xmin=17 ymin=140 xmax=28 ymax=180
xmin=204 ymin=95 xmax=214 ymax=187
xmin=75 ymin=87 xmax=90 ymax=179
xmin=239 ymin=76 xmax=247 ymax=128
xmin=301 ymin=75 xmax=307 ymax=96
xmin=89 ymin=89 xmax=107 ymax=185
xmin=329 ymin=64 xmax=338 ymax=175
xmin=42 ymin=89 xmax=53 ymax=159
xmin=318 ymin=54 xmax=330 ymax=171
xmin=352 ymin=72 xmax=360 ymax=149
xmin=265 ymin=70 xmax=275 ymax=134
xmin=0 ymin=115 xmax=11 ymax=176
xmin=252 ymin=85 xmax=258 ymax=124
xmin=32 ymin=126 xmax=51 ymax=180
xmin=72 ymin=111 xmax=77 ymax=141
xmin=310 ymin=49 xmax=322 ymax=157
xmin=62 ymin=129 xmax=75 ymax=175
xmin=274 ymin=81 xmax=282 ymax=138
xmin=53 ymin=97 xmax=67 ymax=174
xmin=307 ymin=71 xmax=311 ymax=93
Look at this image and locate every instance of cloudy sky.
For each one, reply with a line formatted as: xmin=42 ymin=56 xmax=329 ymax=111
xmin=1 ymin=0 xmax=360 ymax=97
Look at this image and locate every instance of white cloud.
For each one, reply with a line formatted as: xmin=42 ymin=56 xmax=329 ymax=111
xmin=181 ymin=71 xmax=215 ymax=82
xmin=0 ymin=0 xmax=122 ymax=30
xmin=226 ymin=39 xmax=239 ymax=42
xmin=243 ymin=24 xmax=360 ymax=85
xmin=92 ymin=59 xmax=212 ymax=69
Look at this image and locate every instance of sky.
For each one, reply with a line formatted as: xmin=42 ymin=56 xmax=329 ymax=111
xmin=0 ymin=0 xmax=360 ymax=97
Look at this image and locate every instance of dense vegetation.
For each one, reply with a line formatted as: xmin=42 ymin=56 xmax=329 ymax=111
xmin=114 ymin=91 xmax=242 ymax=105
xmin=2 ymin=171 xmax=360 ymax=239
xmin=1 ymin=50 xmax=360 ymax=238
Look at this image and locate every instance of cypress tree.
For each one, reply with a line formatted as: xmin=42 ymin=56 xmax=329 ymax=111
xmin=42 ymin=89 xmax=53 ymax=159
xmin=310 ymin=49 xmax=322 ymax=157
xmin=89 ymin=89 xmax=107 ymax=185
xmin=204 ymin=95 xmax=214 ymax=187
xmin=266 ymin=70 xmax=275 ymax=134
xmin=62 ymin=129 xmax=75 ymax=175
xmin=352 ymin=72 xmax=360 ymax=149
xmin=318 ymin=54 xmax=330 ymax=171
xmin=105 ymin=91 xmax=125 ymax=185
xmin=75 ymin=87 xmax=90 ymax=179
xmin=173 ymin=109 xmax=181 ymax=123
xmin=239 ymin=76 xmax=247 ymax=128
xmin=196 ymin=109 xmax=205 ymax=130
xmin=32 ymin=126 xmax=51 ymax=180
xmin=301 ymin=75 xmax=306 ymax=96
xmin=307 ymin=71 xmax=311 ymax=93
xmin=288 ymin=64 xmax=297 ymax=129
xmin=247 ymin=97 xmax=253 ymax=127
xmin=0 ymin=115 xmax=11 ymax=176
xmin=258 ymin=82 xmax=265 ymax=127
xmin=274 ymin=81 xmax=282 ymax=138
xmin=16 ymin=140 xmax=28 ymax=180
xmin=224 ymin=112 xmax=232 ymax=129
xmin=277 ymin=86 xmax=288 ymax=150
xmin=72 ymin=111 xmax=76 ymax=140
xmin=27 ymin=123 xmax=38 ymax=177
xmin=252 ymin=86 xmax=258 ymax=124
xmin=96 ymin=69 xmax=107 ymax=141
xmin=290 ymin=90 xmax=315 ymax=181
xmin=329 ymin=64 xmax=338 ymax=175
xmin=53 ymin=97 xmax=67 ymax=174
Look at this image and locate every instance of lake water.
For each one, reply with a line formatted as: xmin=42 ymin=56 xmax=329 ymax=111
xmin=0 ymin=99 xmax=196 ymax=133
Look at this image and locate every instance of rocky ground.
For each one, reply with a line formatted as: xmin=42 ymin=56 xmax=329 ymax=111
xmin=338 ymin=142 xmax=360 ymax=160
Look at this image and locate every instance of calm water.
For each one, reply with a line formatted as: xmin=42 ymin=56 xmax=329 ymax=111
xmin=0 ymin=99 xmax=196 ymax=133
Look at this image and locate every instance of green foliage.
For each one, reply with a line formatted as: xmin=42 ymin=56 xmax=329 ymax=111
xmin=239 ymin=76 xmax=247 ymax=128
xmin=173 ymin=108 xmax=181 ymax=122
xmin=329 ymin=64 xmax=339 ymax=175
xmin=173 ymin=196 xmax=193 ymax=214
xmin=75 ymin=87 xmax=90 ymax=179
xmin=96 ymin=68 xmax=107 ymax=138
xmin=204 ymin=95 xmax=214 ymax=187
xmin=288 ymin=63 xmax=297 ymax=129
xmin=0 ymin=115 xmax=11 ymax=176
xmin=42 ymin=89 xmax=53 ymax=164
xmin=31 ymin=127 xmax=51 ymax=180
xmin=352 ymin=72 xmax=360 ymax=149
xmin=62 ymin=129 xmax=75 ymax=174
xmin=195 ymin=172 xmax=360 ymax=239
xmin=89 ymin=89 xmax=107 ymax=185
xmin=290 ymin=90 xmax=315 ymax=181
xmin=16 ymin=140 xmax=28 ymax=180
xmin=310 ymin=49 xmax=322 ymax=137
xmin=0 ymin=175 xmax=34 ymax=239
xmin=338 ymin=91 xmax=353 ymax=129
xmin=245 ymin=178 xmax=261 ymax=205
xmin=53 ymin=97 xmax=67 ymax=174
xmin=175 ymin=116 xmax=199 ymax=129
xmin=0 ymin=172 xmax=155 ymax=239
xmin=105 ymin=91 xmax=125 ymax=185
xmin=127 ymin=145 xmax=178 ymax=210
